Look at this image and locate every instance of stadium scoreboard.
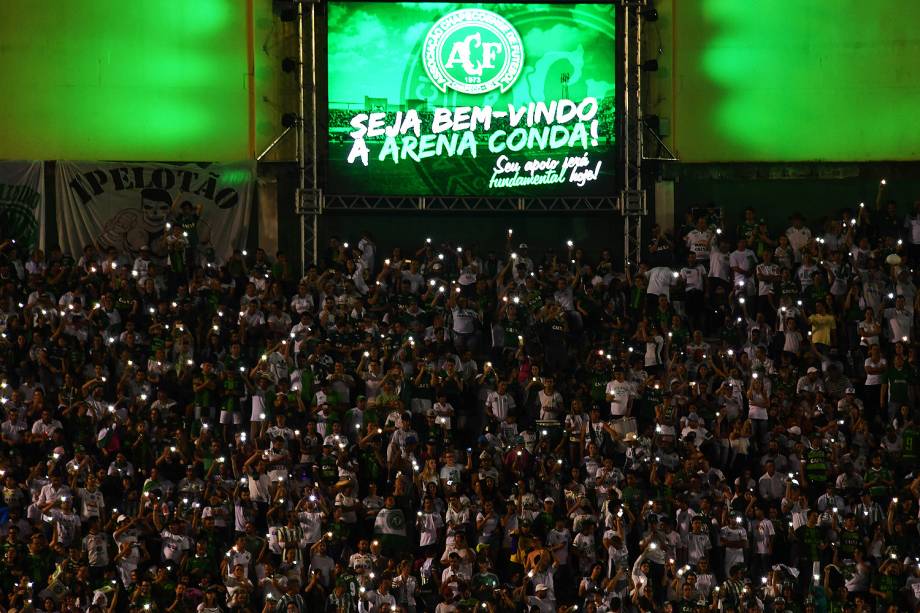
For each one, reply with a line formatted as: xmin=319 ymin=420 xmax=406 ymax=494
xmin=326 ymin=2 xmax=617 ymax=197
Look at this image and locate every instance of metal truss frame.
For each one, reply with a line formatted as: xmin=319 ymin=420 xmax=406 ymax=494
xmin=322 ymin=194 xmax=619 ymax=212
xmin=619 ymin=0 xmax=648 ymax=271
xmin=295 ymin=0 xmax=320 ymax=273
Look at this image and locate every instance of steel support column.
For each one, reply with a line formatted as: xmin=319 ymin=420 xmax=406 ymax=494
xmin=620 ymin=0 xmax=647 ymax=272
xmin=296 ymin=0 xmax=320 ymax=274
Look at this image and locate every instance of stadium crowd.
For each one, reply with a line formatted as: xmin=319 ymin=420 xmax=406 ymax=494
xmin=0 ymin=190 xmax=919 ymax=613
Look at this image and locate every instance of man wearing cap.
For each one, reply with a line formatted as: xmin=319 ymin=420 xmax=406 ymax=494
xmin=112 ymin=514 xmax=142 ymax=586
xmin=523 ymin=582 xmax=554 ymax=613
xmin=796 ymin=367 xmax=825 ymax=396
xmin=837 ymin=385 xmax=864 ymax=417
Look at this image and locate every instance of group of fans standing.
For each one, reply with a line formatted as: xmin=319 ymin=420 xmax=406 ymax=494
xmin=0 ymin=187 xmax=919 ymax=613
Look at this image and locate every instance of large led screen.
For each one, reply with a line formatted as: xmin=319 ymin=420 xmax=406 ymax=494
xmin=326 ymin=2 xmax=617 ymax=196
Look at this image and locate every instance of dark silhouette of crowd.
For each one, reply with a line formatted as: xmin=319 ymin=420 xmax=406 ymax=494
xmin=0 ymin=187 xmax=918 ymax=613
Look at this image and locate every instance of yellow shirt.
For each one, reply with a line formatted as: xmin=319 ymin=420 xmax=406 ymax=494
xmin=809 ymin=313 xmax=836 ymax=345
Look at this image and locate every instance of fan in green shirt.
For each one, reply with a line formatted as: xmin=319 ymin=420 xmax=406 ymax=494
xmin=628 ymin=281 xmax=645 ymax=314
xmin=329 ymin=572 xmax=360 ymax=612
xmin=175 ymin=206 xmax=201 ymax=247
xmin=193 ymin=368 xmax=218 ymax=411
xmin=589 ymin=368 xmax=609 ymax=406
xmin=421 ymin=419 xmax=446 ymax=448
xmin=779 ymin=279 xmax=800 ymax=302
xmin=577 ymin=288 xmax=602 ymax=324
xmin=881 ymin=356 xmax=914 ymax=410
xmin=296 ymin=366 xmax=314 ymax=407
xmin=901 ymin=420 xmax=920 ymax=467
xmin=640 ymin=379 xmax=664 ymax=422
xmin=375 ymin=390 xmax=400 ymax=413
xmin=870 ymin=559 xmax=903 ymax=606
xmin=500 ymin=309 xmax=525 ymax=349
xmin=795 ymin=511 xmax=826 ymax=563
xmin=737 ymin=209 xmax=758 ymax=243
xmin=668 ymin=319 xmax=690 ymax=348
xmin=523 ymin=288 xmax=543 ymax=314
xmin=864 ymin=454 xmax=894 ymax=498
xmin=804 ymin=441 xmax=830 ymax=488
xmin=0 ymin=551 xmax=24 ymax=594
xmin=471 ymin=568 xmax=500 ymax=601
xmin=26 ymin=546 xmax=55 ymax=589
xmin=803 ymin=275 xmax=829 ymax=311
xmin=362 ymin=404 xmax=382 ymax=428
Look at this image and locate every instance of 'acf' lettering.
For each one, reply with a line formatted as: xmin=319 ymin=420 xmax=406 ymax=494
xmin=445 ymin=32 xmax=503 ymax=76
xmin=482 ymin=42 xmax=502 ymax=68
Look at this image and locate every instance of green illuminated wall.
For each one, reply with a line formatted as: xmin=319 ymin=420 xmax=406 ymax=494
xmin=0 ymin=0 xmax=280 ymax=161
xmin=664 ymin=0 xmax=920 ymax=161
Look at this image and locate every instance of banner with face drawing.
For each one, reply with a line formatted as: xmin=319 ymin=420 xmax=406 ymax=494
xmin=55 ymin=162 xmax=254 ymax=262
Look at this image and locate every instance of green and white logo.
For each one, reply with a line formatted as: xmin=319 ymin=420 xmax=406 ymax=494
xmin=422 ymin=8 xmax=524 ymax=95
xmin=386 ymin=512 xmax=404 ymax=531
